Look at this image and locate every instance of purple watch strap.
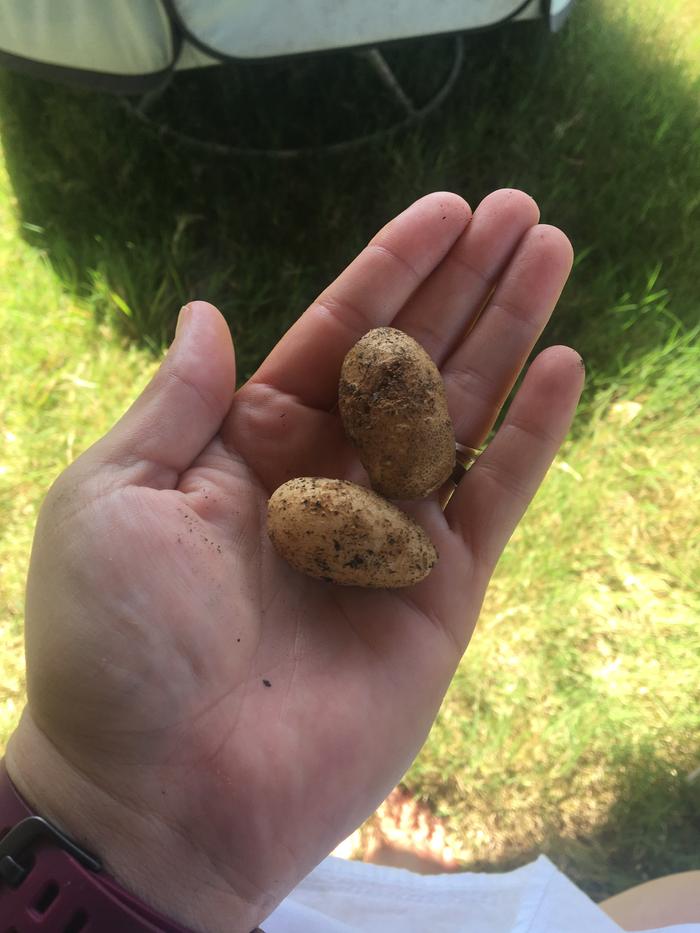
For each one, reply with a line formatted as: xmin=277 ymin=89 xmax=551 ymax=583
xmin=0 ymin=757 xmax=196 ymax=932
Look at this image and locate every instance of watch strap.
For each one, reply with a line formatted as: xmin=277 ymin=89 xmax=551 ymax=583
xmin=0 ymin=757 xmax=263 ymax=932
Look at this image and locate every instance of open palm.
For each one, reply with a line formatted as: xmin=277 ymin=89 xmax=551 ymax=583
xmin=8 ymin=191 xmax=584 ymax=933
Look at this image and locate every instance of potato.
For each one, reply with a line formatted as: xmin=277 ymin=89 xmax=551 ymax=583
xmin=267 ymin=477 xmax=438 ymax=587
xmin=338 ymin=327 xmax=455 ymax=499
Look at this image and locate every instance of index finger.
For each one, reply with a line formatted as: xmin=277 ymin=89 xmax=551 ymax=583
xmin=248 ymin=192 xmax=471 ymax=410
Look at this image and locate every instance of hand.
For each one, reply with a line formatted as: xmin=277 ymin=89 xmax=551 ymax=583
xmin=6 ymin=190 xmax=584 ymax=933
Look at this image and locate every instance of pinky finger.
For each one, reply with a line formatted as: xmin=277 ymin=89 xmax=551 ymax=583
xmin=447 ymin=346 xmax=585 ymax=575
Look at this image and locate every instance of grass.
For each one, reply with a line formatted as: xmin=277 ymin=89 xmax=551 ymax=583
xmin=0 ymin=174 xmax=160 ymax=741
xmin=1 ymin=0 xmax=699 ymax=902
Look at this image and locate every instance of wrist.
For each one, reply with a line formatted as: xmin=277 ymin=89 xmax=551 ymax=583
xmin=5 ymin=715 xmax=271 ymax=933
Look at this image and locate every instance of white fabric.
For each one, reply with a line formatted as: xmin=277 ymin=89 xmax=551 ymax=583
xmin=174 ymin=0 xmax=545 ymax=59
xmin=551 ymin=0 xmax=573 ymax=14
xmin=0 ymin=0 xmax=576 ymax=74
xmin=0 ymin=0 xmax=173 ymax=74
xmin=263 ymin=854 xmax=700 ymax=933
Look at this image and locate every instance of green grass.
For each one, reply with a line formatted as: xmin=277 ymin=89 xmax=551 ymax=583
xmin=1 ymin=0 xmax=699 ymax=903
xmin=0 ymin=170 xmax=159 ymax=741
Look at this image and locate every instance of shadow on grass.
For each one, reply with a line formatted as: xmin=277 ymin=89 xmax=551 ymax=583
xmin=0 ymin=0 xmax=698 ymax=389
xmin=450 ymin=744 xmax=700 ymax=902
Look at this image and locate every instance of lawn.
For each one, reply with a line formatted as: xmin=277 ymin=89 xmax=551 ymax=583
xmin=1 ymin=0 xmax=699 ymax=903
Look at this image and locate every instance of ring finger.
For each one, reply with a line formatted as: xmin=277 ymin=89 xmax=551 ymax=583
xmin=442 ymin=223 xmax=574 ymax=449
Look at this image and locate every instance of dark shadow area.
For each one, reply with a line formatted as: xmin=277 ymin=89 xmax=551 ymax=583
xmin=0 ymin=3 xmax=698 ymax=387
xmin=432 ymin=743 xmax=700 ymax=902
xmin=138 ymin=34 xmax=462 ymax=151
xmin=0 ymin=33 xmax=474 ymax=379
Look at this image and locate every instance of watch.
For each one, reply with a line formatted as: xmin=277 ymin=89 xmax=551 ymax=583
xmin=0 ymin=758 xmax=264 ymax=932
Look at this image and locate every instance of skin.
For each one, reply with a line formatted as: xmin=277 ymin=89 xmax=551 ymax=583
xmin=600 ymin=871 xmax=700 ymax=929
xmin=6 ymin=189 xmax=585 ymax=933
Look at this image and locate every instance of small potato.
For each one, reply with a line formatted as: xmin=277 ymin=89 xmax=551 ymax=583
xmin=339 ymin=327 xmax=455 ymax=499
xmin=267 ymin=477 xmax=437 ymax=588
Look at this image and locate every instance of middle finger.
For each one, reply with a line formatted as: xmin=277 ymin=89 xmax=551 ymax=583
xmin=393 ymin=188 xmax=540 ymax=362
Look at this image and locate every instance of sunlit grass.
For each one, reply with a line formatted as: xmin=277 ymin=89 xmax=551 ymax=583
xmin=0 ymin=160 xmax=158 ymax=742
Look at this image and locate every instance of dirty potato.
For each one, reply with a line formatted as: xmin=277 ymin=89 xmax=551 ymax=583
xmin=267 ymin=477 xmax=438 ymax=587
xmin=338 ymin=327 xmax=455 ymax=499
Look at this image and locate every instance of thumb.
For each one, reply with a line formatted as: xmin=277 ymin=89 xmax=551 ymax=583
xmin=82 ymin=301 xmax=236 ymax=489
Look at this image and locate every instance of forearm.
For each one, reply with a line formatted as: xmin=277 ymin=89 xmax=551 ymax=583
xmin=4 ymin=715 xmax=272 ymax=933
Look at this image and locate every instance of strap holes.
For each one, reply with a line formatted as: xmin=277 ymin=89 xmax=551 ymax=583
xmin=63 ymin=908 xmax=88 ymax=933
xmin=34 ymin=879 xmax=60 ymax=913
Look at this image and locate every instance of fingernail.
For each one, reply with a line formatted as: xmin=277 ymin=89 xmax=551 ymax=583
xmin=175 ymin=303 xmax=193 ymax=340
